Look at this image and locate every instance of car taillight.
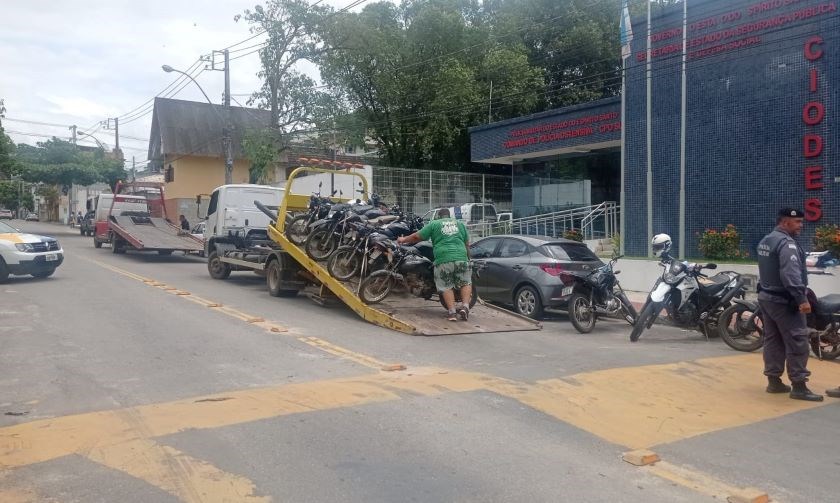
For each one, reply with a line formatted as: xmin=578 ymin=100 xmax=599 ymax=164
xmin=539 ymin=263 xmax=565 ymax=276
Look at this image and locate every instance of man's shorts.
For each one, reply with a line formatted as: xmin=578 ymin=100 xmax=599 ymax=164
xmin=434 ymin=261 xmax=471 ymax=292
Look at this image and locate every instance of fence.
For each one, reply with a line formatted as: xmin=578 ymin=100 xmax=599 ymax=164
xmin=467 ymin=201 xmax=619 ymax=240
xmin=371 ymin=166 xmax=511 ymax=218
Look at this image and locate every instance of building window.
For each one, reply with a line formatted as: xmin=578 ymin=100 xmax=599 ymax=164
xmin=164 ymin=164 xmax=174 ymax=183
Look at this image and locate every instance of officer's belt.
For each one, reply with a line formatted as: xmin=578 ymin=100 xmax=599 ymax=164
xmin=757 ymin=284 xmax=793 ymax=300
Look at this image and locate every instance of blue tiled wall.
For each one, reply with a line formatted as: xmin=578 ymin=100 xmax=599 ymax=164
xmin=625 ymin=0 xmax=840 ymax=257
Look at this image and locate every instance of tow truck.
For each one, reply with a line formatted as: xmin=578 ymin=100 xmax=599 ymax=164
xmin=99 ymin=181 xmax=203 ymax=255
xmin=205 ymin=165 xmax=541 ymax=336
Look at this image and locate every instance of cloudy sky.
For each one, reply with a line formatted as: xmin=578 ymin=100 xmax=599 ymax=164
xmin=0 ymin=0 xmax=358 ymax=169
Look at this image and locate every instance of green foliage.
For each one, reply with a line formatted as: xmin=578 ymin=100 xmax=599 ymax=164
xmin=698 ymin=224 xmax=748 ymax=260
xmin=563 ymin=228 xmax=583 ymax=242
xmin=0 ymin=181 xmax=33 ymax=211
xmin=14 ymin=138 xmax=125 ymax=189
xmin=814 ymin=224 xmax=840 ymax=257
xmin=242 ymin=129 xmax=282 ymax=184
xmin=611 ymin=232 xmax=621 ymax=252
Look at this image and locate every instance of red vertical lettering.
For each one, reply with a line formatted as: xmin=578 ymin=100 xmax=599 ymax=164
xmin=804 ymin=135 xmax=823 ymax=158
xmin=805 ymin=36 xmax=824 ymax=60
xmin=804 ymin=199 xmax=822 ymax=221
xmin=804 ymin=166 xmax=824 ymax=190
xmin=802 ymin=102 xmax=825 ymax=125
xmin=810 ymin=69 xmax=818 ymax=92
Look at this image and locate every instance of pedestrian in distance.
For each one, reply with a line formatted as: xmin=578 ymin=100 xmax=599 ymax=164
xmin=397 ymin=208 xmax=472 ymax=322
xmin=179 ymin=214 xmax=190 ymax=231
xmin=756 ymin=207 xmax=822 ymax=401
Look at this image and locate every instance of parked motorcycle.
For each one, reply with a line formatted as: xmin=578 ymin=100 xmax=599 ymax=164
xmin=564 ymin=255 xmax=637 ymax=333
xmin=718 ymin=291 xmax=840 ymax=359
xmin=286 ymin=183 xmax=336 ymax=245
xmin=629 ymin=254 xmax=746 ymax=342
xmin=358 ymin=239 xmax=479 ymax=309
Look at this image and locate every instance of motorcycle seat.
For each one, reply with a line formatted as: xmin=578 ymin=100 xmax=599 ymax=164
xmin=368 ymin=215 xmax=400 ymax=226
xmin=697 ymin=273 xmax=731 ymax=293
xmin=817 ymin=294 xmax=840 ymax=314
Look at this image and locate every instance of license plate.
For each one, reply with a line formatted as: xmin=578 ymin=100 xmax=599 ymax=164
xmin=561 ymin=286 xmax=574 ymax=296
xmin=45 ymin=253 xmax=58 ymax=262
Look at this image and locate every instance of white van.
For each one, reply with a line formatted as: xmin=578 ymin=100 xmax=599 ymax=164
xmin=204 ymin=184 xmax=284 ymax=240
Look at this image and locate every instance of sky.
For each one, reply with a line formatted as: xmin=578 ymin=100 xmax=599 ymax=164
xmin=0 ymin=0 xmax=361 ymax=170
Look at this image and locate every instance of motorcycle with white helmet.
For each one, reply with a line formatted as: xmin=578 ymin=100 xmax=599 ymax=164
xmin=629 ymin=233 xmax=748 ymax=342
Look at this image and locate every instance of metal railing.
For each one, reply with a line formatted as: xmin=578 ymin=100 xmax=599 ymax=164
xmin=466 ymin=201 xmax=619 ymax=240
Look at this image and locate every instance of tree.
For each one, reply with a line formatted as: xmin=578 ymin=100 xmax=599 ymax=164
xmin=316 ymin=0 xmax=543 ymax=169
xmin=236 ymin=0 xmax=331 ymax=132
xmin=0 ymin=181 xmax=33 ymax=212
xmin=0 ymin=98 xmax=19 ymax=178
xmin=241 ymin=129 xmax=282 ymax=183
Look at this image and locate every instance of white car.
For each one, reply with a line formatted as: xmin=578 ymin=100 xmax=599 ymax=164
xmin=0 ymin=220 xmax=64 ymax=282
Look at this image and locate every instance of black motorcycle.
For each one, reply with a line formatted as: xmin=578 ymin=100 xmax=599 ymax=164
xmin=358 ymin=239 xmax=479 ymax=309
xmin=564 ymin=255 xmax=637 ymax=333
xmin=719 ymin=290 xmax=840 ymax=358
xmin=286 ymin=183 xmax=335 ymax=246
xmin=630 ymin=254 xmax=746 ymax=342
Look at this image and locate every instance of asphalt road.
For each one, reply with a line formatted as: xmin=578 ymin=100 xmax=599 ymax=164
xmin=2 ymin=221 xmax=839 ymax=503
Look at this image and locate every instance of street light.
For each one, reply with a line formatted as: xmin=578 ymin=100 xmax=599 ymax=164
xmin=76 ymin=131 xmax=107 ymax=150
xmin=161 ymin=63 xmax=233 ymax=184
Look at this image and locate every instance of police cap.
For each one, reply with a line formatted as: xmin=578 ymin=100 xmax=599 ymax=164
xmin=778 ymin=207 xmax=804 ymax=218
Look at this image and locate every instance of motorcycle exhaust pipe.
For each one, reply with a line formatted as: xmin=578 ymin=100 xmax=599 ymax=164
xmin=616 ymin=291 xmax=638 ymax=323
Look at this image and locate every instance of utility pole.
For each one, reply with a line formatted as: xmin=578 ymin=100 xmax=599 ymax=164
xmin=488 ymin=81 xmax=493 ymax=123
xmin=69 ymin=125 xmax=77 ymax=145
xmin=223 ymin=49 xmax=233 ymax=185
xmin=331 ymin=120 xmax=336 ymax=194
xmin=132 ymin=156 xmax=136 ymax=181
xmin=102 ymin=118 xmax=123 ymax=161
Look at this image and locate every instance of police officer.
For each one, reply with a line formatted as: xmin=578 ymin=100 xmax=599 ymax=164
xmin=756 ymin=208 xmax=822 ymax=401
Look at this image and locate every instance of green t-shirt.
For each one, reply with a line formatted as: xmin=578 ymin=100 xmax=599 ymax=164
xmin=418 ymin=218 xmax=469 ymax=265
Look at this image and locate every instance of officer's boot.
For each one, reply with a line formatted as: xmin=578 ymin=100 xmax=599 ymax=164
xmin=765 ymin=376 xmax=791 ymax=394
xmin=825 ymin=387 xmax=840 ymax=398
xmin=790 ymin=381 xmax=824 ymax=402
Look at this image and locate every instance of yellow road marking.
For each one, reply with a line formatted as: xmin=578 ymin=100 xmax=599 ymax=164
xmin=0 ymin=368 xmax=483 ymax=469
xmin=82 ymin=258 xmax=386 ymax=369
xmin=485 ymin=353 xmax=840 ymax=450
xmin=87 ymin=439 xmax=269 ymax=503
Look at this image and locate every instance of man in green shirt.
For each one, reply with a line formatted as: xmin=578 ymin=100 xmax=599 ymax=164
xmin=397 ymin=208 xmax=472 ymax=321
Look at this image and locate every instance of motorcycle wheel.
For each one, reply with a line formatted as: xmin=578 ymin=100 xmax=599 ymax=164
xmin=438 ymin=285 xmax=479 ymax=310
xmin=305 ymin=228 xmax=337 ymax=261
xmin=359 ymin=270 xmax=395 ymax=305
xmin=327 ymin=246 xmax=361 ymax=281
xmin=629 ymin=301 xmax=656 ymax=342
xmin=718 ymin=303 xmax=764 ymax=352
xmin=286 ymin=215 xmax=310 ymax=246
xmin=810 ymin=327 xmax=840 ymax=360
xmin=569 ymin=293 xmax=596 ymax=334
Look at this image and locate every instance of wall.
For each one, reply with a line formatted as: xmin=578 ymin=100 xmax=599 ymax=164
xmin=623 ymin=0 xmax=840 ymax=257
xmin=164 ymin=154 xmax=251 ymax=200
xmin=616 ymin=258 xmax=839 ymax=297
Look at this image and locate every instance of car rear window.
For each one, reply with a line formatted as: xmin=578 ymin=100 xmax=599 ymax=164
xmin=541 ymin=243 xmax=599 ymax=261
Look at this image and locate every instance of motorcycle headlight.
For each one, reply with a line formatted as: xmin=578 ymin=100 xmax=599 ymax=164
xmin=15 ymin=243 xmax=34 ymax=252
xmin=663 ymin=272 xmax=679 ymax=284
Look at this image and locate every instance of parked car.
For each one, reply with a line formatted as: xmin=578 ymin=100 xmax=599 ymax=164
xmin=0 ymin=220 xmax=64 ymax=282
xmin=0 ymin=209 xmax=13 ymax=220
xmin=470 ymin=234 xmax=603 ymax=319
xmin=25 ymin=212 xmax=39 ymax=221
xmin=80 ymin=210 xmax=95 ymax=236
xmin=191 ymin=221 xmax=206 ymax=256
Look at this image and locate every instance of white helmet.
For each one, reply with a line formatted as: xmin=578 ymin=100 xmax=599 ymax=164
xmin=652 ymin=233 xmax=672 ymax=257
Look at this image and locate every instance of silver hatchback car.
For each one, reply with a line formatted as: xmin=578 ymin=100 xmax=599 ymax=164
xmin=470 ymin=235 xmax=603 ymax=319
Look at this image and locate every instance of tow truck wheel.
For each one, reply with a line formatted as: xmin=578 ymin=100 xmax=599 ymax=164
xmin=112 ymin=240 xmax=126 ymax=254
xmin=207 ymin=251 xmax=231 ymax=279
xmin=266 ymin=259 xmax=299 ymax=297
xmin=94 ymin=238 xmax=102 ymax=249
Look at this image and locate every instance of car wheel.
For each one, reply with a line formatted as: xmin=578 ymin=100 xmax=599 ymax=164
xmin=514 ymin=285 xmax=544 ymax=320
xmin=0 ymin=257 xmax=9 ymax=283
xmin=207 ymin=251 xmax=231 ymax=279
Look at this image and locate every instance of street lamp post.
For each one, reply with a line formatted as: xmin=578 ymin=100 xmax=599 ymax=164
xmin=162 ymin=63 xmax=233 ymax=185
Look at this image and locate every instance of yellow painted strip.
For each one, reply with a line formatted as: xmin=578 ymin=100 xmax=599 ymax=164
xmin=0 ymin=368 xmax=486 ymax=470
xmin=486 ymin=353 xmax=840 ymax=449
xmin=643 ymin=461 xmax=745 ymax=500
xmin=0 ymin=233 xmax=25 ymax=244
xmin=87 ymin=439 xmax=269 ymax=503
xmin=82 ymin=258 xmax=398 ymax=370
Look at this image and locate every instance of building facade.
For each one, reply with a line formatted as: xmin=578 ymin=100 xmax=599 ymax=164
xmin=471 ymin=0 xmax=839 ymax=257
